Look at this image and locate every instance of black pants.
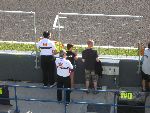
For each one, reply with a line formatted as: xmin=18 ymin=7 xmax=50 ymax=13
xmin=41 ymin=55 xmax=55 ymax=86
xmin=57 ymin=75 xmax=71 ymax=103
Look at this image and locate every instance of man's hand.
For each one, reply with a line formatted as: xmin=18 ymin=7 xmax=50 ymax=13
xmin=52 ymin=50 xmax=58 ymax=55
xmin=82 ymin=59 xmax=85 ymax=62
xmin=96 ymin=58 xmax=99 ymax=62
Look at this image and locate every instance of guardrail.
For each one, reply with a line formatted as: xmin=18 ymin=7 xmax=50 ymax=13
xmin=0 ymin=84 xmax=150 ymax=113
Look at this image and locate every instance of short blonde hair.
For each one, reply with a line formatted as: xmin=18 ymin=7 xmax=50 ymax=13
xmin=87 ymin=39 xmax=94 ymax=45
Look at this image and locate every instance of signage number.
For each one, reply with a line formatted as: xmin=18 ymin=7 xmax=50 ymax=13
xmin=120 ymin=92 xmax=133 ymax=100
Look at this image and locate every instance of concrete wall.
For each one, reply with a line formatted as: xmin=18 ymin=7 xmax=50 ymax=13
xmin=0 ymin=54 xmax=141 ymax=88
xmin=0 ymin=54 xmax=42 ymax=82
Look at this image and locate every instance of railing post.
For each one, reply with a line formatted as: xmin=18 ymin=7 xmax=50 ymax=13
xmin=113 ymin=91 xmax=117 ymax=113
xmin=64 ymin=88 xmax=67 ymax=113
xmin=14 ymin=86 xmax=20 ymax=113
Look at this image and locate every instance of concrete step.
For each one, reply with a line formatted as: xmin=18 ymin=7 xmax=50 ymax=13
xmin=86 ymin=112 xmax=97 ymax=113
xmin=0 ymin=105 xmax=14 ymax=113
xmin=145 ymin=94 xmax=150 ymax=113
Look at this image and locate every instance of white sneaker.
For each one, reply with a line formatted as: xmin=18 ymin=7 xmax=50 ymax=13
xmin=49 ymin=82 xmax=57 ymax=88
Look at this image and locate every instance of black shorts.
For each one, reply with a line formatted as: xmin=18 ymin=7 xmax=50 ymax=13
xmin=141 ymin=70 xmax=150 ymax=81
xmin=70 ymin=69 xmax=74 ymax=72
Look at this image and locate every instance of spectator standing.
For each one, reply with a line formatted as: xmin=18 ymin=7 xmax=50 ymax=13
xmin=141 ymin=42 xmax=150 ymax=91
xmin=37 ymin=31 xmax=56 ymax=87
xmin=66 ymin=44 xmax=78 ymax=88
xmin=55 ymin=49 xmax=73 ymax=105
xmin=82 ymin=39 xmax=99 ymax=94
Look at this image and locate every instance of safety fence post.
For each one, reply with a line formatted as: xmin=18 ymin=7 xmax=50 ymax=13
xmin=113 ymin=91 xmax=117 ymax=113
xmin=64 ymin=88 xmax=67 ymax=113
xmin=14 ymin=86 xmax=20 ymax=113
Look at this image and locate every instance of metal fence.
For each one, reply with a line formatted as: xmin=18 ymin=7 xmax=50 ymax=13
xmin=0 ymin=84 xmax=149 ymax=113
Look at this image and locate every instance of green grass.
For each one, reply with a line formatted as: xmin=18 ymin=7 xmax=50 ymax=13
xmin=75 ymin=47 xmax=138 ymax=56
xmin=0 ymin=42 xmax=139 ymax=56
xmin=0 ymin=42 xmax=35 ymax=51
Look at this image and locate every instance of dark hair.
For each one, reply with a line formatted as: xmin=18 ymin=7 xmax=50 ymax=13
xmin=67 ymin=44 xmax=73 ymax=50
xmin=148 ymin=42 xmax=150 ymax=49
xmin=43 ymin=31 xmax=50 ymax=38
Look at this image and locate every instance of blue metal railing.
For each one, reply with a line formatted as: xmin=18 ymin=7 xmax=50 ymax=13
xmin=0 ymin=84 xmax=150 ymax=113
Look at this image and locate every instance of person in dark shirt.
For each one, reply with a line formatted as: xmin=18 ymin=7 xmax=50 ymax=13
xmin=82 ymin=40 xmax=99 ymax=94
xmin=66 ymin=44 xmax=78 ymax=88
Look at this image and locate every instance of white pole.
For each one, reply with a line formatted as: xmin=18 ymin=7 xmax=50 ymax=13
xmin=57 ymin=13 xmax=61 ymax=51
xmin=33 ymin=12 xmax=39 ymax=69
xmin=138 ymin=40 xmax=141 ymax=75
xmin=0 ymin=10 xmax=35 ymax=14
xmin=59 ymin=12 xmax=143 ymax=18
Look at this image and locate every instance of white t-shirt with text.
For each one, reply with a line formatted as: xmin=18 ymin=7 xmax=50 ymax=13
xmin=37 ymin=38 xmax=56 ymax=55
xmin=55 ymin=58 xmax=73 ymax=77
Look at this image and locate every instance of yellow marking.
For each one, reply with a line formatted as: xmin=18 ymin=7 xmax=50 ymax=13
xmin=0 ymin=88 xmax=2 ymax=94
xmin=120 ymin=92 xmax=133 ymax=100
xmin=128 ymin=93 xmax=133 ymax=100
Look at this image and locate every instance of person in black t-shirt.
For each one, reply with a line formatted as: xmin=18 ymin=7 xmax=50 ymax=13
xmin=82 ymin=40 xmax=99 ymax=94
xmin=66 ymin=44 xmax=78 ymax=88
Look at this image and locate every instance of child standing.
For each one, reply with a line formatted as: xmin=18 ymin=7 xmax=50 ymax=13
xmin=66 ymin=44 xmax=78 ymax=88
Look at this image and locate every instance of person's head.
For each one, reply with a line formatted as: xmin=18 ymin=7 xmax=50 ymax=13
xmin=43 ymin=31 xmax=50 ymax=38
xmin=67 ymin=44 xmax=74 ymax=51
xmin=148 ymin=42 xmax=150 ymax=49
xmin=87 ymin=39 xmax=94 ymax=48
xmin=59 ymin=49 xmax=67 ymax=58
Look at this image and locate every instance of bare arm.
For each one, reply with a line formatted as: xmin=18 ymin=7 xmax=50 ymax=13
xmin=74 ymin=56 xmax=78 ymax=61
xmin=74 ymin=48 xmax=78 ymax=61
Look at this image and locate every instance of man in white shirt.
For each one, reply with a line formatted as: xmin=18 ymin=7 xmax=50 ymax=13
xmin=141 ymin=42 xmax=150 ymax=91
xmin=37 ymin=31 xmax=56 ymax=86
xmin=55 ymin=49 xmax=73 ymax=105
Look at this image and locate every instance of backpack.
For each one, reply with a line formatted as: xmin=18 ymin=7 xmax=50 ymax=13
xmin=95 ymin=61 xmax=103 ymax=78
